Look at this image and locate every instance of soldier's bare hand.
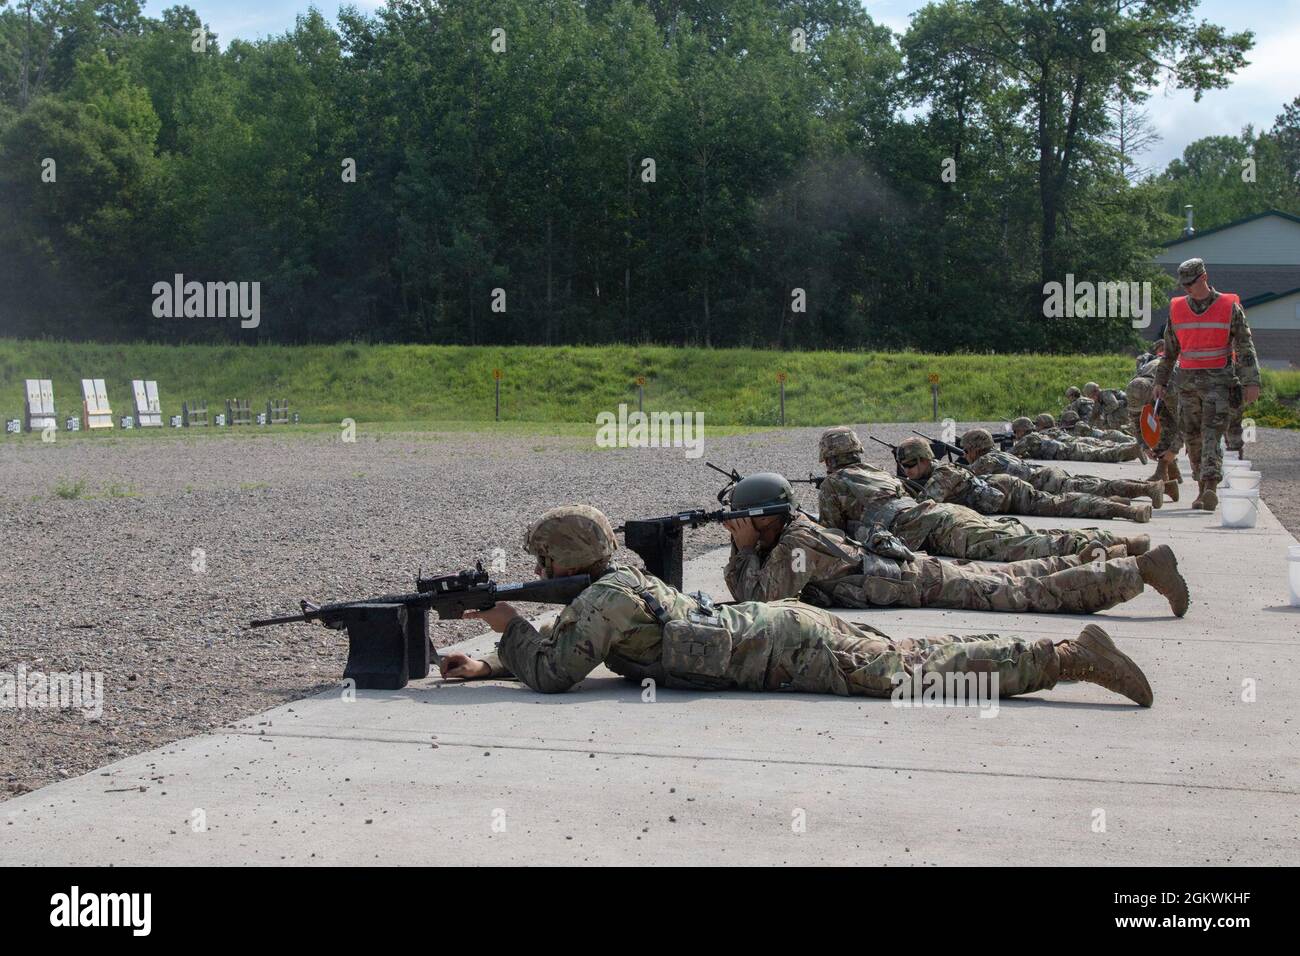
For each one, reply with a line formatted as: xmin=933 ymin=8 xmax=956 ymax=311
xmin=464 ymin=603 xmax=521 ymax=633
xmin=1243 ymin=384 xmax=1260 ymax=406
xmin=724 ymin=517 xmax=759 ymax=549
xmin=1151 ymin=385 xmax=1166 ymax=401
xmin=440 ymin=653 xmax=490 ymax=680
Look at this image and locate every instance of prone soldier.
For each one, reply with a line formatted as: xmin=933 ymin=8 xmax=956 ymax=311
xmin=816 ymin=427 xmax=1148 ymax=560
xmin=895 ymin=436 xmax=1152 ymax=523
xmin=721 ymin=473 xmax=1187 ymax=616
xmin=960 ymin=428 xmax=1175 ymax=504
xmin=1010 ymin=417 xmax=1144 ymax=463
xmin=441 ymin=505 xmax=1155 ymax=706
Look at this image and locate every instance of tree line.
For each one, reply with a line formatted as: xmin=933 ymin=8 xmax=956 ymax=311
xmin=1 ymin=0 xmax=1295 ymax=352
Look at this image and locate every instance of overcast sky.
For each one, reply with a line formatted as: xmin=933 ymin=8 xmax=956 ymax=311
xmin=189 ymin=0 xmax=1299 ymax=172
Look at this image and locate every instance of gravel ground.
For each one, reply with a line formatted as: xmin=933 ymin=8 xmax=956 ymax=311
xmin=3 ymin=421 xmax=1297 ymax=798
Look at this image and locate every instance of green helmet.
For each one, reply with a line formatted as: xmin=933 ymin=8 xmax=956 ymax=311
xmin=960 ymin=428 xmax=994 ymax=454
xmin=524 ymin=505 xmax=617 ymax=568
xmin=729 ymin=472 xmax=795 ymax=510
xmin=818 ymin=426 xmax=864 ymax=469
xmin=1059 ymin=409 xmax=1080 ymax=427
xmin=895 ymin=436 xmax=934 ymax=466
xmin=1065 ymin=386 xmax=1081 ymax=399
xmin=1083 ymin=381 xmax=1100 ymax=396
xmin=1034 ymin=413 xmax=1056 ymax=430
xmin=1011 ymin=416 xmax=1034 ymax=434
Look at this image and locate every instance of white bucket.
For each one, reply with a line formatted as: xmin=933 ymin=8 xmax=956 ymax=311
xmin=1289 ymin=545 xmax=1300 ymax=607
xmin=1224 ymin=459 xmax=1252 ymax=471
xmin=1219 ymin=488 xmax=1259 ymax=528
xmin=1225 ymin=470 xmax=1261 ymax=490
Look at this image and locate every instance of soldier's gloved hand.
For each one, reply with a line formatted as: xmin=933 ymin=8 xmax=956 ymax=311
xmin=1243 ymin=384 xmax=1260 ymax=405
xmin=862 ymin=525 xmax=914 ymax=562
xmin=440 ymin=653 xmax=491 ymax=680
xmin=1151 ymin=384 xmax=1166 ymax=401
xmin=724 ymin=517 xmax=760 ymax=549
xmin=464 ymin=603 xmax=521 ymax=633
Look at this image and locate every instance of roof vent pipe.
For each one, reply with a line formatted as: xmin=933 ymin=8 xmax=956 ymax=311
xmin=1183 ymin=204 xmax=1195 ymax=238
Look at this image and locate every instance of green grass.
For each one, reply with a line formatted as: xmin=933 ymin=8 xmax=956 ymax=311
xmin=1 ymin=338 xmax=1296 ymax=429
xmin=52 ymin=477 xmax=88 ymax=499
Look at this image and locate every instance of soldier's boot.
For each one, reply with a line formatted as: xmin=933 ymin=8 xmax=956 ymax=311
xmin=1163 ymin=479 xmax=1180 ymax=503
xmin=1200 ymin=479 xmax=1219 ymax=512
xmin=1192 ymin=480 xmax=1206 ymax=510
xmin=1124 ymin=502 xmax=1152 ymax=523
xmin=1147 ymin=481 xmax=1164 ymax=508
xmin=1136 ymin=544 xmax=1189 ymax=617
xmin=1167 ymin=459 xmax=1183 ymax=483
xmin=1135 ymin=442 xmax=1148 ymax=465
xmin=1055 ymin=625 xmax=1154 ymax=707
xmin=1118 ymin=534 xmax=1151 ymax=556
xmin=1145 ymin=459 xmax=1167 ymax=483
xmin=1077 ymin=543 xmax=1130 ymax=563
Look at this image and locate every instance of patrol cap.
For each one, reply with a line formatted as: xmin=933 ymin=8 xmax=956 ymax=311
xmin=1035 ymin=413 xmax=1056 ymax=430
xmin=729 ymin=472 xmax=795 ymax=511
xmin=524 ymin=505 xmax=618 ymax=568
xmin=895 ymin=436 xmax=934 ymax=466
xmin=960 ymin=428 xmax=994 ymax=453
xmin=818 ymin=426 xmax=864 ymax=465
xmin=1178 ymin=258 xmax=1206 ymax=284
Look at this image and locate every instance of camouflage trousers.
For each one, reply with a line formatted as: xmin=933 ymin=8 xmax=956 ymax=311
xmin=1029 ymin=466 xmax=1155 ymax=501
xmin=891 ymin=502 xmax=1122 ymax=561
xmin=987 ymin=474 xmax=1131 ymax=519
xmin=1036 ymin=441 xmax=1142 ymax=463
xmin=718 ymin=601 xmax=1060 ymax=698
xmin=803 ymin=553 xmax=1144 ymax=614
xmin=1176 ymin=369 xmax=1233 ymax=482
xmin=1227 ymin=385 xmax=1244 ymax=453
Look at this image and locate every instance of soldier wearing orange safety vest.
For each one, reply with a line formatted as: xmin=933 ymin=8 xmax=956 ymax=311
xmin=1152 ymin=258 xmax=1260 ymax=511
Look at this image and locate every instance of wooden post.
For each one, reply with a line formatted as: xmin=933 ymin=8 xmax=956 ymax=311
xmin=928 ymin=373 xmax=940 ymax=422
xmin=493 ymin=368 xmax=502 ymax=421
xmin=636 ymin=376 xmax=645 ymax=414
xmin=777 ymin=372 xmax=787 ymax=426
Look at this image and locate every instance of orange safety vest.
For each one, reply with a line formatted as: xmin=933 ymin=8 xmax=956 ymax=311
xmin=1170 ymin=292 xmax=1237 ymax=370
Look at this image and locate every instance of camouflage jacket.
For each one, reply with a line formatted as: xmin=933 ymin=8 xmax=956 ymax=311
xmin=816 ymin=461 xmax=908 ymax=537
xmin=1155 ymin=289 xmax=1260 ymax=388
xmin=918 ymin=462 xmax=1006 ymax=513
xmin=725 ymin=513 xmax=867 ymax=602
xmin=1088 ymin=389 xmax=1127 ymax=428
xmin=1064 ymin=397 xmax=1096 ymax=420
xmin=1011 ymin=432 xmax=1068 ymax=459
xmin=485 ymin=563 xmax=885 ymax=693
xmin=967 ymin=449 xmax=1036 ymax=481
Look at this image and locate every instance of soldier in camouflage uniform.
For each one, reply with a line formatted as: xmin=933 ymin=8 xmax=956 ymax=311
xmin=1129 ymin=342 xmax=1187 ymax=489
xmin=1010 ymin=417 xmax=1144 ymax=463
xmin=815 ymin=427 xmax=1148 ymax=561
xmin=896 ymin=437 xmax=1152 ymax=523
xmin=1059 ymin=410 xmax=1133 ymax=444
xmin=960 ymin=428 xmax=1175 ymax=504
xmin=1083 ymin=382 xmax=1131 ymax=431
xmin=1153 ymin=258 xmax=1261 ymax=509
xmin=1063 ymin=387 xmax=1096 ymax=422
xmin=442 ymin=505 xmax=1155 ymax=706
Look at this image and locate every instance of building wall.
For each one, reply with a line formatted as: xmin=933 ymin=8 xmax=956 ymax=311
xmin=1246 ymin=294 xmax=1300 ymax=330
xmin=1155 ymin=216 xmax=1300 ymax=266
xmin=1251 ymin=328 xmax=1300 ymax=368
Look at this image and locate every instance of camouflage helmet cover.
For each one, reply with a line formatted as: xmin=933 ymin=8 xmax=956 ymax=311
xmin=1060 ymin=409 xmax=1080 ymax=426
xmin=960 ymin=428 xmax=994 ymax=453
xmin=818 ymin=426 xmax=864 ymax=464
xmin=1083 ymin=381 xmax=1101 ymax=396
xmin=524 ymin=505 xmax=617 ymax=567
xmin=1065 ymin=386 xmax=1081 ymax=399
xmin=1011 ymin=416 xmax=1034 ymax=433
xmin=1034 ymin=413 xmax=1056 ymax=429
xmin=895 ymin=436 xmax=934 ymax=464
xmin=729 ymin=472 xmax=796 ymax=510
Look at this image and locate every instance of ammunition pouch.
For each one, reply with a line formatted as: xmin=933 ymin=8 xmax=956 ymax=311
xmin=661 ymin=613 xmax=734 ymax=689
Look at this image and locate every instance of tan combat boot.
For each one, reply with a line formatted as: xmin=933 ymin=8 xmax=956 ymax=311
xmin=1163 ymin=479 xmax=1179 ymax=503
xmin=1167 ymin=459 xmax=1182 ymax=483
xmin=1147 ymin=482 xmax=1164 ymax=508
xmin=1135 ymin=443 xmax=1148 ymax=464
xmin=1126 ymin=502 xmax=1152 ymax=523
xmin=1136 ymin=544 xmax=1189 ymax=617
xmin=1192 ymin=480 xmax=1205 ymax=510
xmin=1200 ymin=479 xmax=1219 ymax=512
xmin=1055 ymin=625 xmax=1154 ymax=707
xmin=1119 ymin=534 xmax=1151 ymax=556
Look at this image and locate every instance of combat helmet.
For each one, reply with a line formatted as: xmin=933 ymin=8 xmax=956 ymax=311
xmin=1083 ymin=381 xmax=1101 ymax=397
xmin=524 ymin=505 xmax=618 ymax=570
xmin=818 ymin=426 xmax=864 ymax=470
xmin=729 ymin=473 xmax=796 ymax=511
xmin=1065 ymin=386 xmax=1081 ymax=400
xmin=895 ymin=436 xmax=934 ymax=466
xmin=1010 ymin=416 xmax=1034 ymax=436
xmin=1034 ymin=413 xmax=1056 ymax=430
xmin=960 ymin=428 xmax=994 ymax=455
xmin=1059 ymin=409 xmax=1080 ymax=427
